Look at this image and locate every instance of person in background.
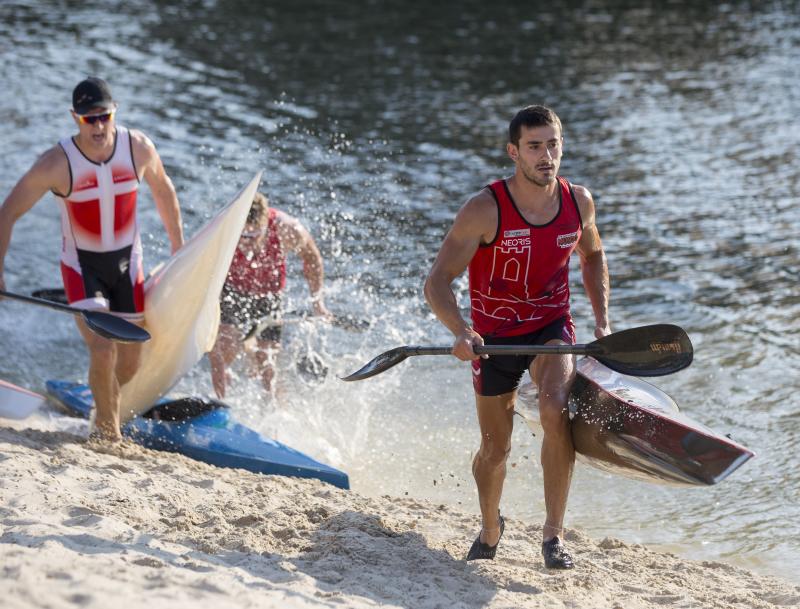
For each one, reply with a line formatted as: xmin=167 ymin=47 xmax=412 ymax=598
xmin=209 ymin=192 xmax=330 ymax=398
xmin=0 ymin=77 xmax=184 ymax=441
xmin=424 ymin=105 xmax=610 ymax=569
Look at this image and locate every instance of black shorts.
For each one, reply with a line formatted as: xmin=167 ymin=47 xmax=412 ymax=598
xmin=220 ymin=284 xmax=282 ymax=342
xmin=471 ymin=315 xmax=576 ymax=397
xmin=61 ymin=245 xmax=145 ymax=320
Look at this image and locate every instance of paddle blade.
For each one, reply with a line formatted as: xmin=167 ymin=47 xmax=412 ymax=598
xmin=340 ymin=347 xmax=411 ymax=381
xmin=593 ymin=324 xmax=693 ymax=377
xmin=82 ymin=311 xmax=151 ymax=343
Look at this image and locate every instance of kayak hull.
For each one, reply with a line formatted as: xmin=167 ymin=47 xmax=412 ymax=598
xmin=0 ymin=380 xmax=45 ymax=419
xmin=521 ymin=358 xmax=754 ymax=486
xmin=46 ymin=380 xmax=349 ymax=490
xmin=570 ymin=357 xmax=754 ymax=485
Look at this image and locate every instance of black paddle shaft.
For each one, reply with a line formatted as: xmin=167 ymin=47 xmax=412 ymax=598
xmin=340 ymin=324 xmax=693 ymax=381
xmin=0 ymin=289 xmax=150 ymax=343
xmin=408 ymin=344 xmax=598 ymax=357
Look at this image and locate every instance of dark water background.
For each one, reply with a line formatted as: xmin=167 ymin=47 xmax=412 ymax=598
xmin=1 ymin=0 xmax=798 ymax=584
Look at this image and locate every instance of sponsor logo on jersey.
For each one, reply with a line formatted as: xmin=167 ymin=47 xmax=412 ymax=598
xmin=500 ymin=237 xmax=531 ymax=248
xmin=500 ymin=228 xmax=532 ymax=248
xmin=74 ymin=177 xmax=99 ymax=192
xmin=557 ymin=231 xmax=579 ymax=248
xmin=504 ymin=228 xmax=530 ymax=238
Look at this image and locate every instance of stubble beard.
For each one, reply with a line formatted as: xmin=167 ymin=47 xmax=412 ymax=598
xmin=520 ymin=164 xmax=556 ymax=188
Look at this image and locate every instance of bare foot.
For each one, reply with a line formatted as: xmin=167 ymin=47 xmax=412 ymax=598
xmin=87 ymin=429 xmax=123 ymax=444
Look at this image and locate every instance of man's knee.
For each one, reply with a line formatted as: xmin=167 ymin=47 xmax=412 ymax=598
xmin=116 ymin=359 xmax=140 ymax=386
xmin=115 ymin=346 xmax=142 ymax=385
xmin=533 ymin=353 xmax=575 ymax=433
xmin=86 ymin=338 xmax=116 ymax=363
xmin=477 ymin=437 xmax=512 ymax=468
xmin=538 ymin=397 xmax=571 ymax=434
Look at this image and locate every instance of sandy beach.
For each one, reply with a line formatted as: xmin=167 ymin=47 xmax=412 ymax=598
xmin=1 ymin=419 xmax=797 ymax=609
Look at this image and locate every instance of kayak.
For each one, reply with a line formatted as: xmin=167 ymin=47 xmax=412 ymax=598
xmin=518 ymin=357 xmax=754 ymax=486
xmin=46 ymin=379 xmax=350 ymax=490
xmin=118 ymin=173 xmax=261 ymax=424
xmin=0 ymin=379 xmax=45 ymax=419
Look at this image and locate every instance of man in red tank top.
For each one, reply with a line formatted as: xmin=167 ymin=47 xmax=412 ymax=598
xmin=0 ymin=77 xmax=184 ymax=442
xmin=208 ymin=192 xmax=330 ymax=399
xmin=425 ymin=105 xmax=611 ymax=569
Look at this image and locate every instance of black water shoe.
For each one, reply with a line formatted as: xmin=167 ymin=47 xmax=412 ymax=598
xmin=466 ymin=514 xmax=505 ymax=561
xmin=542 ymin=536 xmax=574 ymax=569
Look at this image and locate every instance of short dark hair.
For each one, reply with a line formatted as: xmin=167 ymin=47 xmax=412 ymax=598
xmin=508 ymin=105 xmax=562 ymax=145
xmin=247 ymin=192 xmax=269 ymax=224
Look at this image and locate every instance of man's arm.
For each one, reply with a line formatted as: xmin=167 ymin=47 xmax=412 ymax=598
xmin=0 ymin=147 xmax=69 ymax=291
xmin=131 ymin=130 xmax=184 ymax=254
xmin=573 ymin=185 xmax=610 ymax=338
xmin=276 ymin=212 xmax=329 ymax=316
xmin=423 ymin=190 xmax=496 ymax=361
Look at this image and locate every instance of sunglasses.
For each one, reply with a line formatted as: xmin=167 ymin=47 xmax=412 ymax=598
xmin=77 ymin=111 xmax=114 ymax=125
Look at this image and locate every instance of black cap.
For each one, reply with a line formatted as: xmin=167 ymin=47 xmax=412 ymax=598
xmin=72 ymin=77 xmax=115 ymax=115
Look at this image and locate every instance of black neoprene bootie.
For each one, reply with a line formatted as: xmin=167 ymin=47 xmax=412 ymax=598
xmin=542 ymin=536 xmax=574 ymax=569
xmin=466 ymin=514 xmax=505 ymax=561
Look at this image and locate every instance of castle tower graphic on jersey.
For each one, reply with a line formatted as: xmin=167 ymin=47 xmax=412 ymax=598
xmin=487 ymin=230 xmax=533 ymax=300
xmin=468 ymin=177 xmax=582 ymax=338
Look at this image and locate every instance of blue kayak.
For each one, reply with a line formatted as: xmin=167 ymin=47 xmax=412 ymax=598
xmin=46 ymin=380 xmax=349 ymax=490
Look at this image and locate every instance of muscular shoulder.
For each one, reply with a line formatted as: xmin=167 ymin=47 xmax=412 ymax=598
xmin=273 ymin=209 xmax=309 ymax=248
xmin=128 ymin=128 xmax=159 ymax=168
xmin=31 ymin=145 xmax=70 ymax=195
xmin=454 ymin=187 xmax=498 ymax=244
xmin=273 ymin=208 xmax=299 ymax=232
xmin=463 ymin=187 xmax=496 ymax=215
xmin=129 ymin=128 xmax=156 ymax=153
xmin=37 ymin=144 xmax=69 ymax=173
xmin=571 ymin=183 xmax=605 ymax=256
xmin=271 ymin=208 xmax=291 ymax=224
xmin=570 ymin=183 xmax=596 ymax=226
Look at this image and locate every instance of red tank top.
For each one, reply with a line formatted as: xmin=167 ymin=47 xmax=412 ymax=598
xmin=468 ymin=177 xmax=583 ymax=337
xmin=226 ymin=208 xmax=286 ymax=296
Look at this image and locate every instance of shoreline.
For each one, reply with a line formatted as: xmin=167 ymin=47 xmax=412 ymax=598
xmin=1 ymin=421 xmax=798 ymax=609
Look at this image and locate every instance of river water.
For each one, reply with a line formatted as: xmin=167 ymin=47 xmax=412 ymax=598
xmin=1 ymin=0 xmax=798 ymax=584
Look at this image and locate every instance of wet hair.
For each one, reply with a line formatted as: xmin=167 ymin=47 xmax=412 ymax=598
xmin=247 ymin=192 xmax=269 ymax=224
xmin=508 ymin=105 xmax=563 ymax=146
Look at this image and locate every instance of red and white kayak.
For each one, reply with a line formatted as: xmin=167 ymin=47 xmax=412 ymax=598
xmin=519 ymin=357 xmax=754 ymax=486
xmin=0 ymin=379 xmax=45 ymax=419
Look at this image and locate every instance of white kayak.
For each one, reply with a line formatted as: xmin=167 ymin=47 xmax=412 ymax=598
xmin=118 ymin=172 xmax=262 ymax=424
xmin=0 ymin=379 xmax=46 ymax=419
